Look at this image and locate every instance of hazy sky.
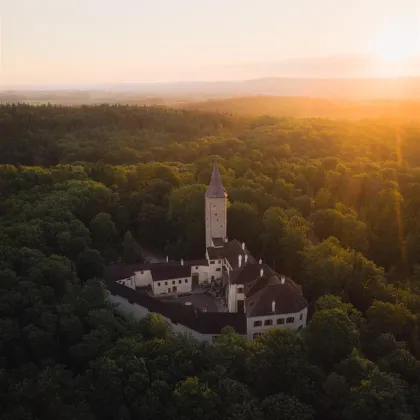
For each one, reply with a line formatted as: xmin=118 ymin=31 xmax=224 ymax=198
xmin=1 ymin=0 xmax=420 ymax=85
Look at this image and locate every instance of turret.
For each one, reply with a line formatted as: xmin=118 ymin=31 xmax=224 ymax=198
xmin=205 ymin=161 xmax=228 ymax=248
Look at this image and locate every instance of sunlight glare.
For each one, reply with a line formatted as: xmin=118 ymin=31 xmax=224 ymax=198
xmin=372 ymin=29 xmax=419 ymax=62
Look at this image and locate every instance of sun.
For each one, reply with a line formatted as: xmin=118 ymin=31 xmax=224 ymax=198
xmin=372 ymin=30 xmax=419 ymax=62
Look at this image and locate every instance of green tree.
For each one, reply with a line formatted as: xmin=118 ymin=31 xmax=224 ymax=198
xmin=343 ymin=371 xmax=413 ymax=420
xmin=76 ymin=249 xmax=105 ymax=281
xmin=122 ymin=231 xmax=143 ymax=264
xmin=227 ymin=202 xmax=261 ymax=252
xmin=89 ymin=212 xmax=118 ymax=250
xmin=260 ymin=393 xmax=314 ymax=420
xmin=305 ymin=309 xmax=359 ymax=369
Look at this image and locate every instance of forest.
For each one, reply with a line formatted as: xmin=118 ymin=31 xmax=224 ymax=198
xmin=2 ymin=103 xmax=420 ymax=419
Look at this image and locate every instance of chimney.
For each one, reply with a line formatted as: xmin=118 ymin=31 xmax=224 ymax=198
xmin=181 ymin=258 xmax=184 ymax=266
xmin=238 ymin=254 xmax=243 ymax=268
xmin=224 ymin=237 xmax=229 ymax=243
xmin=260 ymin=267 xmax=264 ymax=277
xmin=281 ymin=275 xmax=285 ymax=284
xmin=242 ymin=242 xmax=246 ymax=250
xmin=259 ymin=258 xmax=262 ymax=264
xmin=272 ymin=300 xmax=276 ymax=313
xmin=166 ymin=255 xmax=169 ymax=263
xmin=245 ymin=254 xmax=248 ymax=263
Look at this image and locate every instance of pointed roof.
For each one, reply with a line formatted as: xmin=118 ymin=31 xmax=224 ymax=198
xmin=205 ymin=161 xmax=227 ymax=198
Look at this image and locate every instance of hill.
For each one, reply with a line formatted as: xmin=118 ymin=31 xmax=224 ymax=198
xmin=176 ymin=95 xmax=420 ymax=120
xmin=3 ymin=77 xmax=420 ymax=106
xmin=2 ymin=104 xmax=420 ymax=419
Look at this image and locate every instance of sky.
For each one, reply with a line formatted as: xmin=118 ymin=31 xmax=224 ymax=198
xmin=1 ymin=0 xmax=420 ymax=85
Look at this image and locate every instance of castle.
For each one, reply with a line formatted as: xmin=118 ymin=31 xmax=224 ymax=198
xmin=106 ymin=162 xmax=308 ymax=342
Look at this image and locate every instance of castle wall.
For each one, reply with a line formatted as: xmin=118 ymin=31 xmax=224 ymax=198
xmin=205 ymin=197 xmax=227 ymax=247
xmin=191 ymin=264 xmax=209 ymax=283
xmin=152 ymin=276 xmax=192 ymax=295
xmin=207 ymin=259 xmax=223 ymax=281
xmin=133 ymin=270 xmax=153 ymax=287
xmin=246 ymin=307 xmax=308 ymax=339
xmin=108 ymin=292 xmax=215 ymax=343
xmin=116 ymin=276 xmax=136 ymax=289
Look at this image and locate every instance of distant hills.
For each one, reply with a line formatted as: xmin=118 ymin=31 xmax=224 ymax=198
xmin=174 ymin=96 xmax=420 ymax=121
xmin=2 ymin=77 xmax=420 ymax=105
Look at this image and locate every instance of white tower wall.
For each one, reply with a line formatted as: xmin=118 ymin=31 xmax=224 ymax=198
xmin=205 ymin=196 xmax=227 ymax=247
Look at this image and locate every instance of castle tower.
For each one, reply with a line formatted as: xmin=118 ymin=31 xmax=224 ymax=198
xmin=205 ymin=161 xmax=228 ymax=248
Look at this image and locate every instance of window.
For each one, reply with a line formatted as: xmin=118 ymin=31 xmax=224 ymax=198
xmin=218 ymin=260 xmax=221 ymax=263
xmin=185 ymin=279 xmax=188 ymax=283
xmin=216 ymin=268 xmax=221 ymax=272
xmin=178 ymin=279 xmax=182 ymax=284
xmin=277 ymin=318 xmax=285 ymax=325
xmin=172 ymin=280 xmax=175 ymax=285
xmin=237 ymin=287 xmax=244 ymax=293
xmin=165 ymin=282 xmax=168 ymax=286
xmin=210 ymin=261 xmax=215 ymax=265
xmin=254 ymin=320 xmax=262 ymax=327
xmin=264 ymin=319 xmax=273 ymax=326
xmin=286 ymin=317 xmax=295 ymax=324
xmin=300 ymin=313 xmax=303 ymax=321
xmin=157 ymin=282 xmax=161 ymax=287
xmin=140 ymin=271 xmax=144 ymax=274
xmin=195 ymin=266 xmax=198 ymax=269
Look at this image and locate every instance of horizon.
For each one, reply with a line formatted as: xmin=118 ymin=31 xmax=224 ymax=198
xmin=2 ymin=0 xmax=420 ymax=85
xmin=4 ymin=75 xmax=420 ymax=91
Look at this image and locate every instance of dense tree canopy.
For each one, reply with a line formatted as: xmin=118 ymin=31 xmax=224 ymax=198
xmin=1 ymin=103 xmax=420 ymax=419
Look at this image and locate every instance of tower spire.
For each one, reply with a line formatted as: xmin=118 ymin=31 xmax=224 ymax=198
xmin=205 ymin=161 xmax=226 ymax=198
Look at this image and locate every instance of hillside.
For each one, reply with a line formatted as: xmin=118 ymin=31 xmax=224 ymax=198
xmin=176 ymin=95 xmax=420 ymax=120
xmin=4 ymin=76 xmax=420 ymax=106
xmin=2 ymin=104 xmax=420 ymax=419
